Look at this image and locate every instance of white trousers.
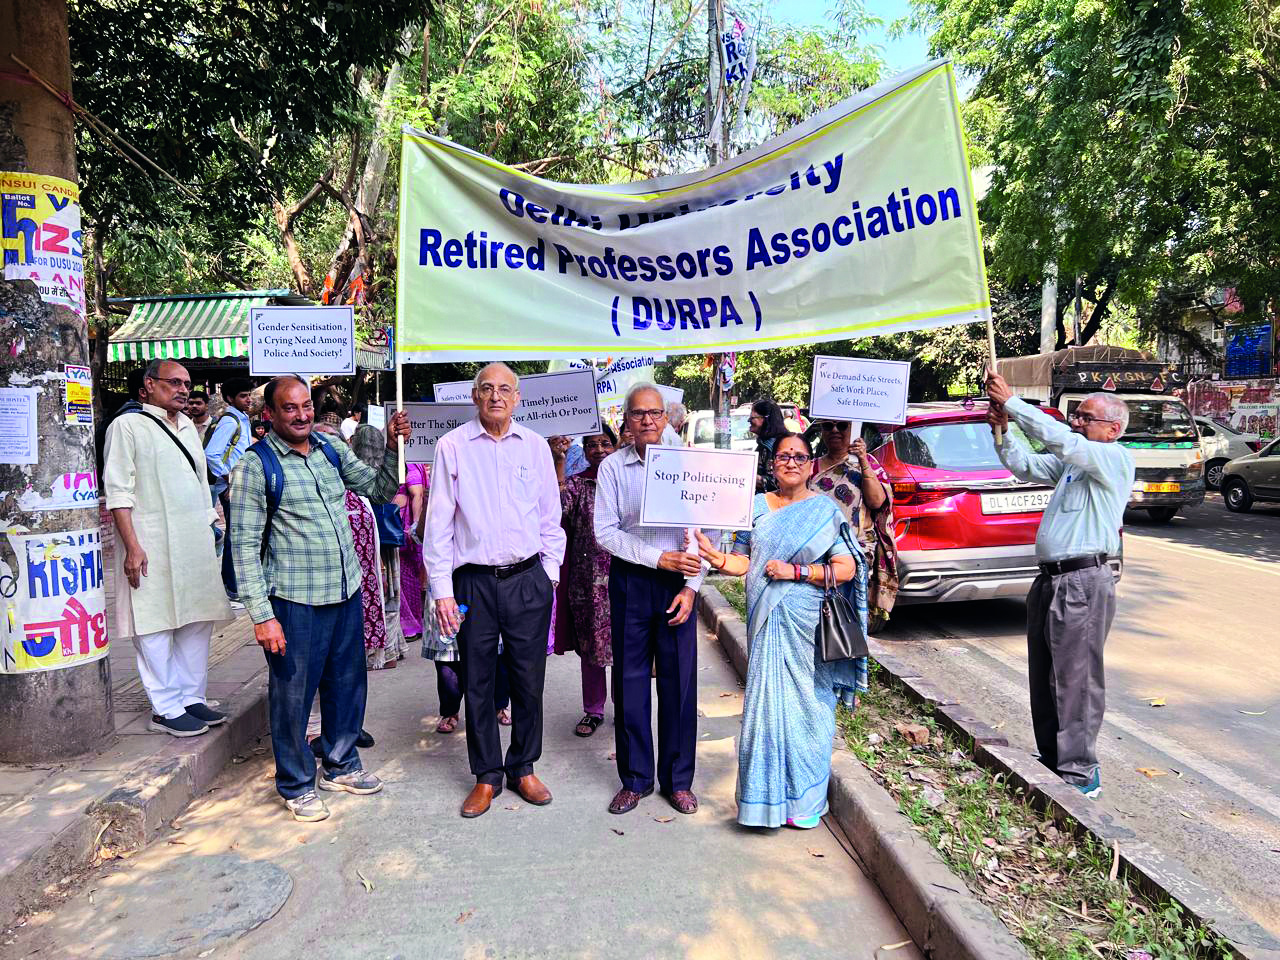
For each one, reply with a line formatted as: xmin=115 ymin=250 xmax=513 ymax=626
xmin=132 ymin=621 xmax=215 ymax=719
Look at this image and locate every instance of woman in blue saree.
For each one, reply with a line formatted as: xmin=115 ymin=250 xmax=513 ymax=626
xmin=696 ymin=434 xmax=867 ymax=829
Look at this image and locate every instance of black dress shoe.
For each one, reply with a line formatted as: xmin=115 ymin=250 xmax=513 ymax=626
xmin=356 ymin=729 xmax=375 ymax=748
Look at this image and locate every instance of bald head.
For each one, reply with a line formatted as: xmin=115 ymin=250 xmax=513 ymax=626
xmin=472 ymin=362 xmax=520 ymax=434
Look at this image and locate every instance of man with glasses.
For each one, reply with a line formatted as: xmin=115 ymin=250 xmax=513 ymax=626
xmin=103 ymin=360 xmax=232 ymax=737
xmin=425 ymin=362 xmax=566 ymax=819
xmin=985 ymin=371 xmax=1135 ymax=799
xmin=594 ymin=383 xmax=707 ymax=816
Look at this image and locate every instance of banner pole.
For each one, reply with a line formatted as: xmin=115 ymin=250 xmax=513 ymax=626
xmin=395 ymin=335 xmax=406 ymax=483
xmin=987 ymin=317 xmax=1002 ymax=446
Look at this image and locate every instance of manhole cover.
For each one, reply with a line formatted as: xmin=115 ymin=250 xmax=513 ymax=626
xmin=56 ymin=852 xmax=291 ymax=958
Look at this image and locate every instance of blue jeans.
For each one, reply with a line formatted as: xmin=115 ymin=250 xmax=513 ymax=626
xmin=266 ymin=591 xmax=366 ymax=799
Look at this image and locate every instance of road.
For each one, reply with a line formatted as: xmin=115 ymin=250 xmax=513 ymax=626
xmin=878 ymin=493 xmax=1280 ymax=938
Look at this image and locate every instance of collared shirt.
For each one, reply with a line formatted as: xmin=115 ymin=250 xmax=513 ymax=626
xmin=205 ymin=406 xmax=252 ymax=496
xmin=425 ymin=416 xmax=565 ymax=599
xmin=230 ymin=429 xmax=401 ymax=624
xmin=998 ymin=396 xmax=1135 ymax=563
xmin=593 ymin=443 xmax=708 ymax=591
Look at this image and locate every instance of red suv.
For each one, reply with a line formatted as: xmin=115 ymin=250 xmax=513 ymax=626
xmin=865 ymin=401 xmax=1121 ymax=605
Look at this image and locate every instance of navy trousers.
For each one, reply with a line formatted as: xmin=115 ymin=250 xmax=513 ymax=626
xmin=266 ymin=591 xmax=366 ymax=799
xmin=609 ymin=561 xmax=698 ymax=795
xmin=435 ymin=658 xmax=510 ymax=718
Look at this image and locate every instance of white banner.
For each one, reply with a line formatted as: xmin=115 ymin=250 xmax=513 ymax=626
xmin=249 ymin=305 xmax=356 ymax=376
xmin=397 ymin=61 xmax=989 ymax=361
xmin=391 ymin=402 xmax=476 ymax=464
xmin=432 ymin=369 xmax=602 ymax=437
xmin=808 ymin=355 xmax=911 ymax=424
xmin=640 ymin=445 xmax=757 ymax=530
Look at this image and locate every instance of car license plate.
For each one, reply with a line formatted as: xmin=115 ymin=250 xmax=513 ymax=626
xmin=980 ymin=490 xmax=1053 ymax=515
xmin=1140 ymin=482 xmax=1180 ymax=493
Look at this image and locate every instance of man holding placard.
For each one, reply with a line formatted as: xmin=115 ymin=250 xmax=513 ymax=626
xmin=425 ymin=362 xmax=566 ymax=819
xmin=594 ymin=383 xmax=706 ymax=816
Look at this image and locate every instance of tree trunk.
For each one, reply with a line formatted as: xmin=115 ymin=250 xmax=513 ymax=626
xmin=0 ymin=0 xmax=114 ymax=762
xmin=272 ymin=199 xmax=313 ymax=295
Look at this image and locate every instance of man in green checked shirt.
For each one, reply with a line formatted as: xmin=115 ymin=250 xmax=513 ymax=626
xmin=231 ymin=376 xmax=411 ymax=823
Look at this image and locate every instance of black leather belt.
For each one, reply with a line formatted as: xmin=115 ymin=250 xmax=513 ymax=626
xmin=1039 ymin=553 xmax=1108 ymax=576
xmin=457 ymin=554 xmax=539 ymax=580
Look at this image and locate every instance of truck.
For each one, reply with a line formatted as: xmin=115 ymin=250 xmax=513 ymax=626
xmin=995 ymin=345 xmax=1205 ymax=522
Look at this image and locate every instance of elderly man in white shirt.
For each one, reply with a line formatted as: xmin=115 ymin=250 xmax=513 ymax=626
xmin=103 ymin=360 xmax=232 ymax=737
xmin=594 ymin=383 xmax=706 ymax=817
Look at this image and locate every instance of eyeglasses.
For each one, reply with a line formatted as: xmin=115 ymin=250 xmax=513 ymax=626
xmin=626 ymin=409 xmax=665 ymax=422
xmin=1069 ymin=412 xmax=1118 ymax=426
xmin=148 ymin=376 xmax=192 ymax=390
xmin=476 ymin=383 xmax=515 ymax=397
xmin=774 ymin=453 xmax=812 ymax=465
xmin=819 ymin=421 xmax=851 ymax=431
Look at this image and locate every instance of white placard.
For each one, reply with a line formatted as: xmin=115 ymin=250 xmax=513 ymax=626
xmin=639 ymin=445 xmax=757 ymax=530
xmin=249 ymin=305 xmax=356 ymax=376
xmin=0 ymin=387 xmax=39 ymax=465
xmin=391 ymin=402 xmax=476 ymax=464
xmin=365 ymin=405 xmax=386 ymax=430
xmin=432 ymin=369 xmax=601 ymax=438
xmin=808 ymin=355 xmax=911 ymax=424
xmin=656 ymin=384 xmax=685 ymax=408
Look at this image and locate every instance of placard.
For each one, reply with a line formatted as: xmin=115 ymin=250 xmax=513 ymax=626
xmin=808 ymin=355 xmax=911 ymax=424
xmin=249 ymin=305 xmax=356 ymax=376
xmin=365 ymin=405 xmax=386 ymax=430
xmin=656 ymin=384 xmax=685 ymax=408
xmin=0 ymin=387 xmax=39 ymax=464
xmin=390 ymin=402 xmax=476 ymax=464
xmin=64 ymin=364 xmax=93 ymax=425
xmin=432 ymin=369 xmax=602 ymax=438
xmin=639 ymin=445 xmax=757 ymax=530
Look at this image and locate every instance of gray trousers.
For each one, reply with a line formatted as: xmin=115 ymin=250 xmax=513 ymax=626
xmin=1026 ymin=564 xmax=1115 ymax=786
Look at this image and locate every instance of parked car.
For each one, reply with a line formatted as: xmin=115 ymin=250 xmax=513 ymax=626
xmin=1221 ymin=438 xmax=1280 ymax=512
xmin=864 ymin=401 xmax=1122 ymax=605
xmin=683 ymin=404 xmax=806 ymax=450
xmin=1193 ymin=417 xmax=1263 ymax=491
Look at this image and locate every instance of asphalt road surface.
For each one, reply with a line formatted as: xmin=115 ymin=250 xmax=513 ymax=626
xmin=878 ymin=493 xmax=1280 ymax=938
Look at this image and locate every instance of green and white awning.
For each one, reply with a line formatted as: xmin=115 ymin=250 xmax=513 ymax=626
xmin=107 ymin=293 xmax=275 ymax=363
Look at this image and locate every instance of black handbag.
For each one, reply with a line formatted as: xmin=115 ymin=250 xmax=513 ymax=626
xmin=814 ymin=536 xmax=869 ymax=662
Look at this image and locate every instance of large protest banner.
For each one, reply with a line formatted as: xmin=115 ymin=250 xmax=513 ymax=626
xmin=397 ymin=60 xmax=988 ymax=362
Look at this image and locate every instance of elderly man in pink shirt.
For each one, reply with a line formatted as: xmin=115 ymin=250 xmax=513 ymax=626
xmin=425 ymin=361 xmax=566 ymax=818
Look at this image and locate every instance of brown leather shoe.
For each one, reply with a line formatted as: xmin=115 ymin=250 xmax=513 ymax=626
xmin=506 ymin=773 xmax=552 ymax=806
xmin=608 ymin=786 xmax=653 ymax=815
xmin=665 ymin=789 xmax=698 ymax=815
xmin=461 ymin=782 xmax=501 ymax=818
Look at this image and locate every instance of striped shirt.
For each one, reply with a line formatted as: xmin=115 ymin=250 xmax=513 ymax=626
xmin=593 ymin=444 xmax=709 ymax=591
xmin=230 ymin=430 xmax=400 ymax=624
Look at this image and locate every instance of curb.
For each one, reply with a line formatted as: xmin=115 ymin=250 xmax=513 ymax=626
xmin=698 ymin=585 xmax=1030 ymax=960
xmin=0 ymin=673 xmax=269 ymax=928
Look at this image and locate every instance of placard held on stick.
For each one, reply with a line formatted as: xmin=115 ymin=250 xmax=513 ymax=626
xmin=808 ymin=355 xmax=911 ymax=425
xmin=432 ymin=368 xmax=601 ymax=438
xmin=249 ymin=305 xmax=356 ymax=376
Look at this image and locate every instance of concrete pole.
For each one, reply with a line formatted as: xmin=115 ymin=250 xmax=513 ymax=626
xmin=1040 ymin=261 xmax=1058 ymax=353
xmin=0 ymin=0 xmax=114 ymax=761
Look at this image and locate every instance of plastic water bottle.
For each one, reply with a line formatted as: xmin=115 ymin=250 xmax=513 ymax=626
xmin=445 ymin=603 xmax=468 ymax=643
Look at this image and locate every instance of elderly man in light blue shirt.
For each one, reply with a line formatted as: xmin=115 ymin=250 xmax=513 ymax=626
xmin=986 ymin=371 xmax=1135 ymax=799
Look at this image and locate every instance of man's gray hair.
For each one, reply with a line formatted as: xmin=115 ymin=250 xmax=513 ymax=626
xmin=472 ymin=362 xmax=518 ymax=391
xmin=624 ymin=381 xmax=663 ymax=412
xmin=1087 ymin=393 xmax=1129 ymax=432
xmin=143 ymin=358 xmax=168 ymax=379
xmin=665 ymin=401 xmax=688 ymax=427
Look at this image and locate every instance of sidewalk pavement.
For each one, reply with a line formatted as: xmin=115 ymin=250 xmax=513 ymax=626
xmin=1 ymin=621 xmax=923 ymax=960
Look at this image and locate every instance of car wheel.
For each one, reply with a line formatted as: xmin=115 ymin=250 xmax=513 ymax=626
xmin=1223 ymin=478 xmax=1253 ymax=513
xmin=1146 ymin=506 xmax=1178 ymax=523
xmin=1205 ymin=459 xmax=1228 ymax=491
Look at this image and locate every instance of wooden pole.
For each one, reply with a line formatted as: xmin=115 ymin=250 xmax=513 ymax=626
xmin=394 ymin=338 xmax=406 ymax=483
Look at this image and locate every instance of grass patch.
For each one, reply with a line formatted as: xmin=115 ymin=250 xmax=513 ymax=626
xmin=840 ymin=664 xmax=1231 ymax=960
xmin=711 ymin=576 xmax=746 ymax=619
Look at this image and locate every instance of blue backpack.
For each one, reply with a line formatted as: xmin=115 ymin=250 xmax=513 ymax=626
xmin=248 ymin=433 xmax=342 ymax=558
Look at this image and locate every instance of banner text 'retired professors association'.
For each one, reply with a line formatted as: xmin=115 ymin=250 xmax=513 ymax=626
xmin=396 ymin=60 xmax=990 ymax=362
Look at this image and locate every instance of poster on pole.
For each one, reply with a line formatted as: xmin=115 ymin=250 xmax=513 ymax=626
xmin=397 ymin=60 xmax=989 ymax=362
xmin=390 ymin=402 xmax=476 ymax=464
xmin=0 ymin=387 xmax=39 ymax=465
xmin=808 ymin=355 xmax=911 ymax=424
xmin=639 ymin=445 xmax=757 ymax=530
xmin=249 ymin=305 xmax=356 ymax=376
xmin=0 ymin=173 xmax=85 ymax=321
xmin=431 ymin=369 xmax=602 ymax=437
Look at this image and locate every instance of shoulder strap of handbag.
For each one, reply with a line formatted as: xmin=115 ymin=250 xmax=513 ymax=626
xmin=124 ymin=408 xmax=203 ymax=482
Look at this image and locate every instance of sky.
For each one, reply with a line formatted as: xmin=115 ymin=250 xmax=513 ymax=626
xmin=772 ymin=0 xmax=932 ymax=75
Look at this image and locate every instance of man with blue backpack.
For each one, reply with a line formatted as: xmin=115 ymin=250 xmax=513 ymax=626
xmin=230 ymin=374 xmax=411 ymax=822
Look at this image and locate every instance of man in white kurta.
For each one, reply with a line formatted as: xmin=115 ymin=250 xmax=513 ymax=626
xmin=103 ymin=360 xmax=232 ymax=737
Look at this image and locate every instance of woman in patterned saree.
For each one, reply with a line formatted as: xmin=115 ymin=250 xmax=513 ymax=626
xmin=696 ymin=433 xmax=867 ymax=829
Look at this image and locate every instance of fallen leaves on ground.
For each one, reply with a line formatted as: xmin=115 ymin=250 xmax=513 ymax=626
xmin=356 ymin=869 xmax=374 ymax=893
xmin=611 ymin=828 xmax=625 ymax=836
xmin=456 ymin=910 xmax=473 ymax=924
xmin=893 ymin=722 xmax=930 ymax=746
xmin=879 ymin=941 xmax=911 ymax=951
xmin=806 ymin=848 xmax=825 ymax=858
xmin=653 ymin=816 xmax=674 ymax=823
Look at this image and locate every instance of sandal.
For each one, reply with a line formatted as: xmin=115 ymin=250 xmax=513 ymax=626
xmin=496 ymin=708 xmax=512 ymax=727
xmin=436 ymin=715 xmax=458 ymax=734
xmin=574 ymin=714 xmax=603 ymax=738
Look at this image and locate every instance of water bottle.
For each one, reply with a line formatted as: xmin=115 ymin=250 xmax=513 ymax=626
xmin=445 ymin=603 xmax=468 ymax=643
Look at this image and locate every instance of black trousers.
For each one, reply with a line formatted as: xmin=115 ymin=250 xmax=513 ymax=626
xmin=453 ymin=561 xmax=553 ymax=786
xmin=609 ymin=560 xmax=698 ymax=795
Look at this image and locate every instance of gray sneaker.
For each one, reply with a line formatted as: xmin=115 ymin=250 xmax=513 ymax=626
xmin=318 ymin=769 xmax=383 ymax=795
xmin=284 ymin=791 xmax=330 ymax=822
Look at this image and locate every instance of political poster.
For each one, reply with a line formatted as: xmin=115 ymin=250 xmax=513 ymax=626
xmin=808 ymin=355 xmax=911 ymax=424
xmin=397 ymin=60 xmax=989 ymax=362
xmin=639 ymin=445 xmax=757 ymax=530
xmin=249 ymin=305 xmax=356 ymax=376
xmin=390 ymin=402 xmax=476 ymax=464
xmin=432 ymin=369 xmax=602 ymax=437
xmin=0 ymin=387 xmax=39 ymax=465
xmin=0 ymin=172 xmax=85 ymax=320
xmin=64 ymin=364 xmax=93 ymax=426
xmin=1 ymin=528 xmax=108 ymax=673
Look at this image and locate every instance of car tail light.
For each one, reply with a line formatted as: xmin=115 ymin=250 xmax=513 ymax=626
xmin=892 ymin=481 xmax=959 ymax=506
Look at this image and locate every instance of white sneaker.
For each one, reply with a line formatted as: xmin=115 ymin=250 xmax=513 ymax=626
xmin=318 ymin=769 xmax=383 ymax=795
xmin=285 ymin=791 xmax=330 ymax=822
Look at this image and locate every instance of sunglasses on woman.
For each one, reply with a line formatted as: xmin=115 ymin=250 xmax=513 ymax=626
xmin=819 ymin=421 xmax=851 ymax=431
